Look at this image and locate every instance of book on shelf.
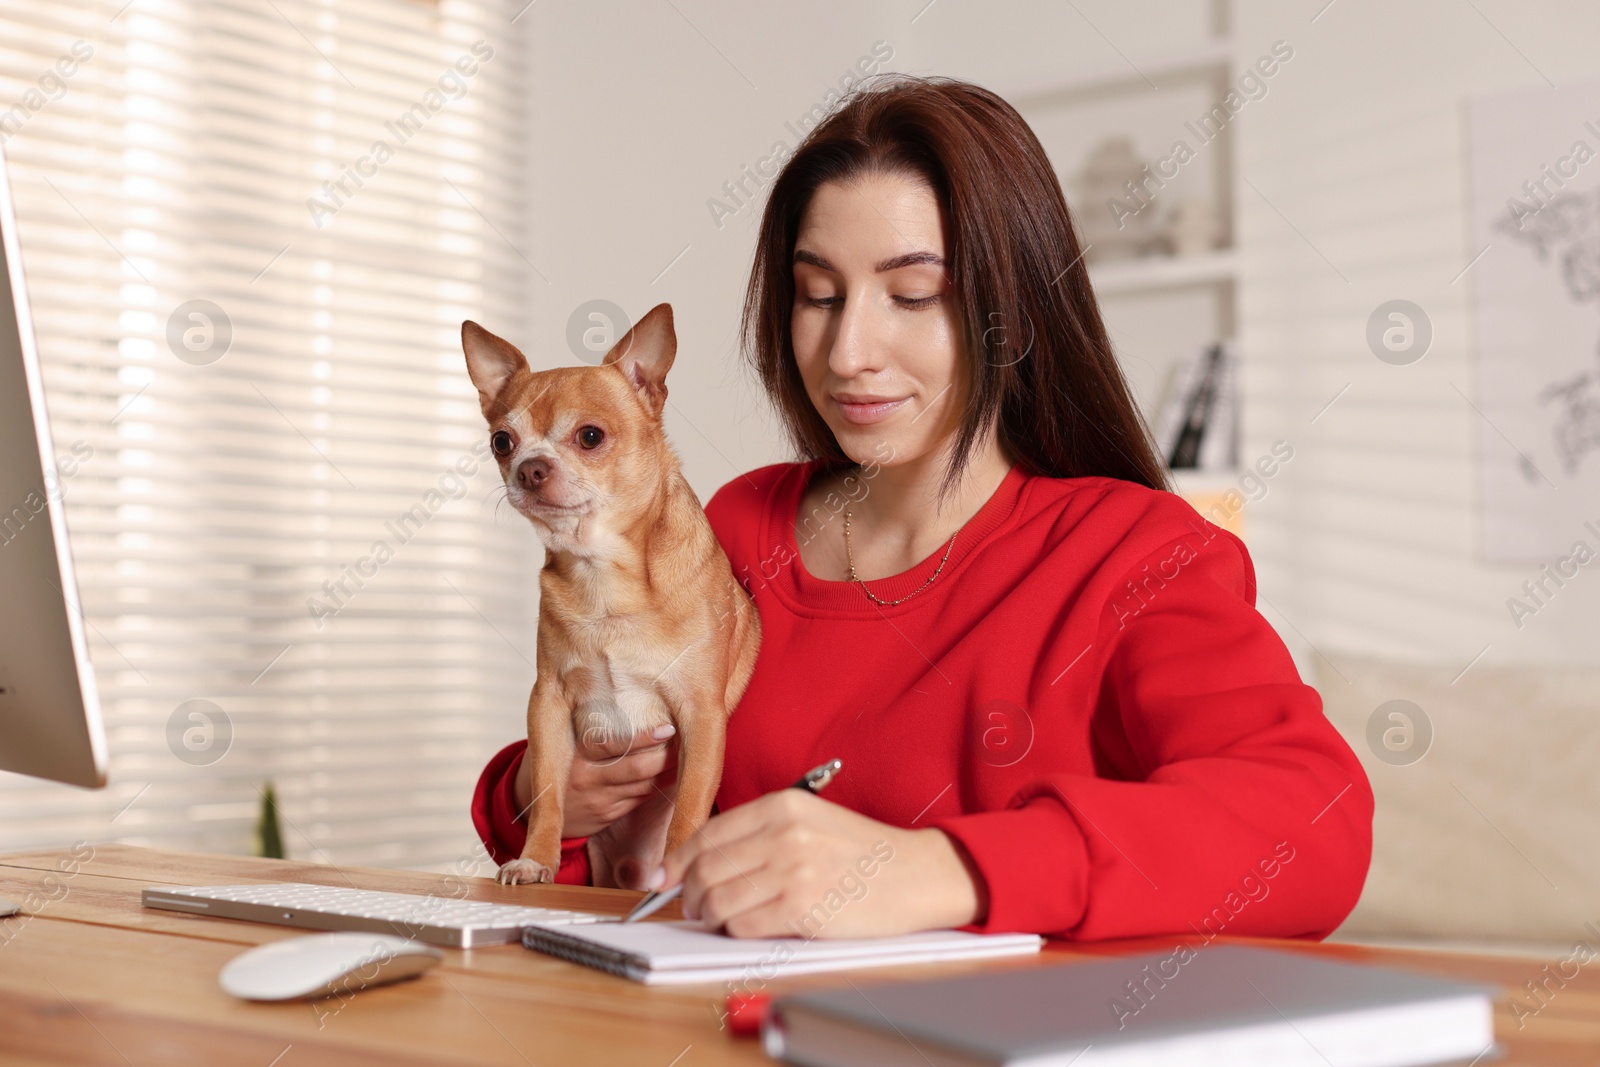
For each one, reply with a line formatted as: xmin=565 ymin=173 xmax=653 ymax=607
xmin=1152 ymin=339 xmax=1238 ymax=474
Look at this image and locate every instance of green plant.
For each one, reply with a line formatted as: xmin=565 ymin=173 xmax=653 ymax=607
xmin=255 ymin=782 xmax=285 ymax=859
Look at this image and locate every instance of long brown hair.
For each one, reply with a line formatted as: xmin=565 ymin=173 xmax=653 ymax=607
xmin=739 ymin=73 xmax=1172 ymax=495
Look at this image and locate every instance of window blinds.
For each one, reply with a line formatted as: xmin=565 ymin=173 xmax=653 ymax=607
xmin=0 ymin=0 xmax=537 ymax=872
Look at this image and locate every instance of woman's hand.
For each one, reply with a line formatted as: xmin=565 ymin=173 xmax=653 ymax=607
xmin=648 ymin=790 xmax=989 ymax=939
xmin=511 ymin=723 xmax=678 ymax=839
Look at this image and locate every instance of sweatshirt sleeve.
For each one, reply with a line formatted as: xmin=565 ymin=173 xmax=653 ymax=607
xmin=471 ymin=739 xmax=592 ymax=885
xmin=929 ymin=523 xmax=1374 ymax=941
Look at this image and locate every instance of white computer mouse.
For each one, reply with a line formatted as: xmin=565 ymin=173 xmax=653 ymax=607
xmin=219 ymin=931 xmax=443 ymax=1001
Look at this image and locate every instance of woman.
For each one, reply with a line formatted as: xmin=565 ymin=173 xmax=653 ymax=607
xmin=472 ymin=75 xmax=1373 ymax=941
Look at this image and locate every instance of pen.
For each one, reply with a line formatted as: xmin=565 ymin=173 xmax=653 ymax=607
xmin=622 ymin=758 xmax=843 ymax=923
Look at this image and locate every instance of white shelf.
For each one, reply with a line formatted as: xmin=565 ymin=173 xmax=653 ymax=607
xmin=1000 ymin=38 xmax=1234 ymax=107
xmin=1171 ymin=468 xmax=1242 ymax=493
xmin=1087 ymin=249 xmax=1236 ymax=297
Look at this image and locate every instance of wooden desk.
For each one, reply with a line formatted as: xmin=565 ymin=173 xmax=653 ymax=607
xmin=0 ymin=845 xmax=1592 ymax=1065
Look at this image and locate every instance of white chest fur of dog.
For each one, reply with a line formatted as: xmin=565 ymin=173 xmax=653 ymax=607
xmin=548 ymin=538 xmax=711 ymax=748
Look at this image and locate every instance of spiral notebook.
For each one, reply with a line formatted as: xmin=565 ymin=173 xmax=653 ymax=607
xmin=520 ymin=918 xmax=1044 ymax=985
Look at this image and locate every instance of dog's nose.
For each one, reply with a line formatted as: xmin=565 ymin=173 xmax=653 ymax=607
xmin=516 ymin=456 xmax=552 ymax=491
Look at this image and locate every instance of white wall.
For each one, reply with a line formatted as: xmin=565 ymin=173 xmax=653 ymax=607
xmin=1233 ymin=0 xmax=1600 ymax=669
xmin=514 ymin=0 xmax=903 ymax=502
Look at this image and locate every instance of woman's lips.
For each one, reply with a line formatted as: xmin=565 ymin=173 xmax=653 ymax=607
xmin=833 ymin=395 xmax=910 ymax=425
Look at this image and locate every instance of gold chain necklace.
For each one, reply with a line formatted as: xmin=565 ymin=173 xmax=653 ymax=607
xmin=842 ymin=505 xmax=958 ymax=607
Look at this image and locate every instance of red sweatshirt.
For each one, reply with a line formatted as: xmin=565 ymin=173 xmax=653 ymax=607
xmin=472 ymin=461 xmax=1373 ymax=941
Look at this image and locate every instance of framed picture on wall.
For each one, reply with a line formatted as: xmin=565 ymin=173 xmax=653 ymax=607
xmin=1466 ymin=78 xmax=1600 ymax=562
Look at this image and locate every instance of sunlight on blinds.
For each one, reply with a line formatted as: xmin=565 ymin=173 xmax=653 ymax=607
xmin=0 ymin=0 xmax=538 ymax=870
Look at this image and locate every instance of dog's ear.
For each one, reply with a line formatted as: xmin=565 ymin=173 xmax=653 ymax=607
xmin=602 ymin=303 xmax=676 ymax=418
xmin=462 ymin=321 xmax=529 ymax=413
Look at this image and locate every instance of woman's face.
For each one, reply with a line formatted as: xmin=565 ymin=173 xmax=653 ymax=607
xmin=790 ymin=172 xmax=965 ymax=469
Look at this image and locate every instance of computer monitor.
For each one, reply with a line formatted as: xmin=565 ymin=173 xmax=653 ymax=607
xmin=0 ymin=142 xmax=107 ymax=790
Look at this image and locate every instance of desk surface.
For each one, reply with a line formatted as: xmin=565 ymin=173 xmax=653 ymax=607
xmin=0 ymin=845 xmax=1591 ymax=1065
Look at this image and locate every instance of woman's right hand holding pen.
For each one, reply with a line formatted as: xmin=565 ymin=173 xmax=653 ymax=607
xmin=647 ymin=788 xmax=989 ymax=939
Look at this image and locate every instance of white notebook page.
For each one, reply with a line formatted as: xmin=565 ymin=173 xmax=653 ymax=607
xmin=522 ymin=919 xmax=1044 ymax=985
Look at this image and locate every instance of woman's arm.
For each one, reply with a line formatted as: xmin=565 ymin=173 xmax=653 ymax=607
xmin=654 ymin=523 xmax=1373 ymax=941
xmin=470 ymin=724 xmax=678 ymax=883
xmin=925 ymin=527 xmax=1374 ymax=940
xmin=653 ymin=788 xmax=990 ymax=938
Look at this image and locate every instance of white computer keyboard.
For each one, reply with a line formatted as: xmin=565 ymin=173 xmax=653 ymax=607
xmin=142 ymin=881 xmax=618 ymax=948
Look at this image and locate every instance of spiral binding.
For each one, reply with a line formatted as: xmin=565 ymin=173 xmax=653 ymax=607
xmin=521 ymin=925 xmax=644 ymax=980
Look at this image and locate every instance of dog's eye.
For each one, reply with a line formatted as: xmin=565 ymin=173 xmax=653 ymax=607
xmin=491 ymin=430 xmax=514 ymax=457
xmin=577 ymin=425 xmax=604 ymax=450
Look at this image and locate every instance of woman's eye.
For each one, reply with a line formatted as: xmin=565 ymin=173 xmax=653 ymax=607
xmin=490 ymin=430 xmax=514 ymax=456
xmin=800 ymin=293 xmax=936 ymax=309
xmin=577 ymin=425 xmax=605 ymax=449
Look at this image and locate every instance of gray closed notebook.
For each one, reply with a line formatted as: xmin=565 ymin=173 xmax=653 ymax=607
xmin=763 ymin=944 xmax=1502 ymax=1067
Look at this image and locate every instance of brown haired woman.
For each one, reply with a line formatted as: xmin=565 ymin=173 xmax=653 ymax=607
xmin=473 ymin=74 xmax=1373 ymax=942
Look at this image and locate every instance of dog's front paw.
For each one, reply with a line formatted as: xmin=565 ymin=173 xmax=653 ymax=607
xmin=496 ymin=859 xmax=555 ymax=885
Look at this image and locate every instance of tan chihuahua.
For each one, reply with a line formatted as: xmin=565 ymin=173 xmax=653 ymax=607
xmin=462 ymin=304 xmax=760 ymax=889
